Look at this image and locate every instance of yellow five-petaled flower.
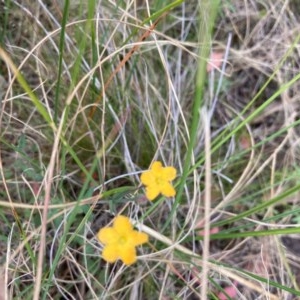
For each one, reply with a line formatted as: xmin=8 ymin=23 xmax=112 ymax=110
xmin=97 ymin=215 xmax=148 ymax=265
xmin=140 ymin=161 xmax=177 ymax=201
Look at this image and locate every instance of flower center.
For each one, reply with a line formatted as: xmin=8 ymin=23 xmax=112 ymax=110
xmin=155 ymin=174 xmax=164 ymax=185
xmin=118 ymin=235 xmax=127 ymax=245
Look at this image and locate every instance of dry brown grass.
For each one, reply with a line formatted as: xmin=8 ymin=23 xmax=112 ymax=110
xmin=1 ymin=0 xmax=300 ymax=299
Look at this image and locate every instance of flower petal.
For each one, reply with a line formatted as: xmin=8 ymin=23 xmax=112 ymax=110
xmin=145 ymin=185 xmax=160 ymax=201
xmin=129 ymin=231 xmax=149 ymax=246
xmin=160 ymin=182 xmax=176 ymax=197
xmin=102 ymin=245 xmax=119 ymax=263
xmin=113 ymin=215 xmax=133 ymax=235
xmin=161 ymin=166 xmax=177 ymax=181
xmin=140 ymin=171 xmax=155 ymax=186
xmin=150 ymin=161 xmax=163 ymax=172
xmin=97 ymin=227 xmax=118 ymax=245
xmin=119 ymin=246 xmax=137 ymax=265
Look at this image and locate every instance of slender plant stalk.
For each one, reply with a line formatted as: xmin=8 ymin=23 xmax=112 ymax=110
xmin=53 ymin=0 xmax=69 ymax=124
xmin=201 ymin=107 xmax=212 ymax=299
xmin=163 ymin=0 xmax=220 ymax=230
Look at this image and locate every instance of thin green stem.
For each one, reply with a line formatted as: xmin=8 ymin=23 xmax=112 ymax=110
xmin=213 ymin=182 xmax=300 ymax=228
xmin=206 ymin=227 xmax=300 ymax=240
xmin=53 ymin=0 xmax=69 ymax=124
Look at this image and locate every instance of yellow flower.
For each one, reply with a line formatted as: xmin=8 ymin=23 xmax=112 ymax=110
xmin=97 ymin=215 xmax=148 ymax=265
xmin=140 ymin=161 xmax=177 ymax=201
